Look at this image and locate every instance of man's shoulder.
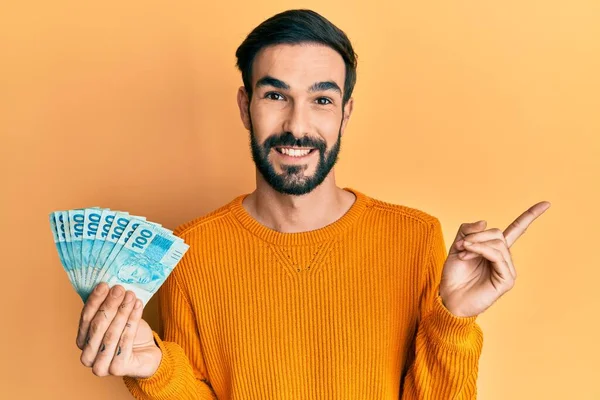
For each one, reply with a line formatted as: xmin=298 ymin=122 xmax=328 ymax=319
xmin=365 ymin=191 xmax=441 ymax=228
xmin=172 ymin=195 xmax=240 ymax=238
xmin=361 ymin=192 xmax=445 ymax=252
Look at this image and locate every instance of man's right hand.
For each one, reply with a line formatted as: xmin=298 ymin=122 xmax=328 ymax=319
xmin=77 ymin=282 xmax=162 ymax=379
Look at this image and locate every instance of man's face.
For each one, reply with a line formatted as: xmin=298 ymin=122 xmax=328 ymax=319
xmin=238 ymin=43 xmax=353 ymax=196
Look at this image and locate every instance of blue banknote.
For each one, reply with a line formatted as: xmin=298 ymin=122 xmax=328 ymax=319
xmin=61 ymin=211 xmax=77 ymax=278
xmin=96 ymin=218 xmax=165 ymax=286
xmin=58 ymin=212 xmax=74 ymax=276
xmin=68 ymin=209 xmax=85 ymax=286
xmin=92 ymin=212 xmax=130 ymax=285
xmin=52 ymin=211 xmax=82 ymax=295
xmin=91 ymin=213 xmax=148 ymax=286
xmin=94 ymin=218 xmax=149 ymax=285
xmin=67 ymin=208 xmax=101 ymax=288
xmin=49 ymin=213 xmax=62 ymax=260
xmin=98 ymin=216 xmax=146 ymax=282
xmin=103 ymin=224 xmax=189 ymax=304
xmin=50 ymin=208 xmax=189 ymax=303
xmin=88 ymin=209 xmax=120 ymax=286
xmin=49 ymin=212 xmax=78 ymax=292
xmin=81 ymin=208 xmax=108 ymax=292
xmin=51 ymin=212 xmax=72 ymax=270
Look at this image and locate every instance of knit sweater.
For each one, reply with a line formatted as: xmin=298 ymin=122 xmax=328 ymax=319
xmin=123 ymin=187 xmax=484 ymax=399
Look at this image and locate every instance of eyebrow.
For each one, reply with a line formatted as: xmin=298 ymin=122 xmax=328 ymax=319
xmin=255 ymin=75 xmax=342 ymax=96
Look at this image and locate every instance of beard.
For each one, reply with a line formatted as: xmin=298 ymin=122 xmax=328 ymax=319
xmin=247 ymin=110 xmax=343 ymax=196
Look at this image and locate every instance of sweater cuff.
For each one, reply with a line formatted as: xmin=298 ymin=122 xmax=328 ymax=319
xmin=422 ymin=294 xmax=484 ymax=354
xmin=123 ymin=330 xmax=178 ymax=398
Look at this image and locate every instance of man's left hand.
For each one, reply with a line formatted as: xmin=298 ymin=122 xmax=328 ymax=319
xmin=439 ymin=201 xmax=551 ymax=318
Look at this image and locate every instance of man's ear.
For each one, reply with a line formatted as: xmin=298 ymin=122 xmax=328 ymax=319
xmin=237 ymin=86 xmax=251 ymax=131
xmin=340 ymin=97 xmax=354 ymax=136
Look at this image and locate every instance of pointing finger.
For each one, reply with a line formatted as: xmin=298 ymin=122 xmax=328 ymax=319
xmin=504 ymin=201 xmax=551 ymax=248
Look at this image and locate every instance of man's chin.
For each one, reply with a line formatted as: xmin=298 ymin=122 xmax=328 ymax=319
xmin=274 ymin=186 xmax=315 ymax=196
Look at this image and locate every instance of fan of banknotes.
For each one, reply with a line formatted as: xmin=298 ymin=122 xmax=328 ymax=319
xmin=49 ymin=207 xmax=189 ymax=305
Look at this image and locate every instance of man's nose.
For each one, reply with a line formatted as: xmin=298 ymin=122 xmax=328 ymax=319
xmin=282 ymin=102 xmax=309 ymax=138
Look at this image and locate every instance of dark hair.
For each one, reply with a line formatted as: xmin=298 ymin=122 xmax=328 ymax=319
xmin=235 ymin=9 xmax=358 ymax=108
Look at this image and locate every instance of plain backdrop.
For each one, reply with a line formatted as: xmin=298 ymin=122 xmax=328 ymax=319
xmin=2 ymin=1 xmax=599 ymax=399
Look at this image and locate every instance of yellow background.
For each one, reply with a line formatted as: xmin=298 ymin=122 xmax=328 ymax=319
xmin=2 ymin=1 xmax=598 ymax=399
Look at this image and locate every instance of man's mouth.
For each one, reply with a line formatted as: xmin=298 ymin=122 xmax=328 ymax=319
xmin=274 ymin=146 xmax=317 ymax=158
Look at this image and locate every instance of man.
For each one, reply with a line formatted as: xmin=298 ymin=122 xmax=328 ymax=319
xmin=75 ymin=9 xmax=550 ymax=399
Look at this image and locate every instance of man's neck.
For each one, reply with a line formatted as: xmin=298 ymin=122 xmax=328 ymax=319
xmin=242 ymin=174 xmax=356 ymax=234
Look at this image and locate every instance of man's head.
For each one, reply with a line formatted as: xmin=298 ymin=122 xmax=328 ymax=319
xmin=235 ymin=9 xmax=358 ymax=196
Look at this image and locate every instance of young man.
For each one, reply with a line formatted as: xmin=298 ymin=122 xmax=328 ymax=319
xmin=76 ymin=9 xmax=550 ymax=399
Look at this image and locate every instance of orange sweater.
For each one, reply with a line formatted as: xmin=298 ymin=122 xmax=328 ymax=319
xmin=124 ymin=187 xmax=484 ymax=399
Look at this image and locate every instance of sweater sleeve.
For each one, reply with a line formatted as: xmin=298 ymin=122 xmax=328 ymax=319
xmin=400 ymin=218 xmax=484 ymax=399
xmin=122 ymin=268 xmax=217 ymax=399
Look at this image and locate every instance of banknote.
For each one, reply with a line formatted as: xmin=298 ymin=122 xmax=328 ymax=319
xmin=94 ymin=219 xmax=155 ymax=285
xmin=56 ymin=213 xmax=72 ymax=271
xmin=88 ymin=210 xmax=120 ymax=287
xmin=61 ymin=211 xmax=77 ymax=283
xmin=49 ymin=213 xmax=77 ymax=292
xmin=92 ymin=212 xmax=131 ymax=285
xmin=68 ymin=207 xmax=102 ymax=291
xmin=100 ymin=217 xmax=146 ymax=280
xmin=81 ymin=208 xmax=108 ymax=292
xmin=88 ymin=213 xmax=165 ymax=289
xmin=50 ymin=207 xmax=189 ymax=303
xmin=54 ymin=211 xmax=83 ymax=296
xmin=92 ymin=213 xmax=147 ymax=286
xmin=103 ymin=224 xmax=189 ymax=304
xmin=68 ymin=210 xmax=84 ymax=279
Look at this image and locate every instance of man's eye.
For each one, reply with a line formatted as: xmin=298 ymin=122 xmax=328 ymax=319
xmin=316 ymin=97 xmax=332 ymax=105
xmin=265 ymin=92 xmax=284 ymax=101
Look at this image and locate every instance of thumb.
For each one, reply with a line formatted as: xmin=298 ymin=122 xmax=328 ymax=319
xmin=452 ymin=220 xmax=487 ymax=244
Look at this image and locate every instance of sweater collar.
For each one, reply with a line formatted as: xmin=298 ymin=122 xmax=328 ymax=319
xmin=229 ymin=187 xmax=370 ymax=246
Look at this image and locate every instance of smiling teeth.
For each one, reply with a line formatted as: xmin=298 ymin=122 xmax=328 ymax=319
xmin=279 ymin=148 xmax=312 ymax=157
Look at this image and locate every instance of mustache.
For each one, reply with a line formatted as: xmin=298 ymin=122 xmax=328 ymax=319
xmin=263 ymin=132 xmax=327 ymax=152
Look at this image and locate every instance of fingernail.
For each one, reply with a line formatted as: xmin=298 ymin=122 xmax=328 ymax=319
xmin=124 ymin=291 xmax=134 ymax=303
xmin=95 ymin=283 xmax=107 ymax=294
xmin=464 ymin=241 xmax=473 ymax=246
xmin=111 ymin=286 xmax=124 ymax=298
xmin=134 ymin=299 xmax=142 ymax=309
xmin=456 ymin=239 xmax=464 ymax=247
xmin=100 ymin=343 xmax=105 ymax=352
